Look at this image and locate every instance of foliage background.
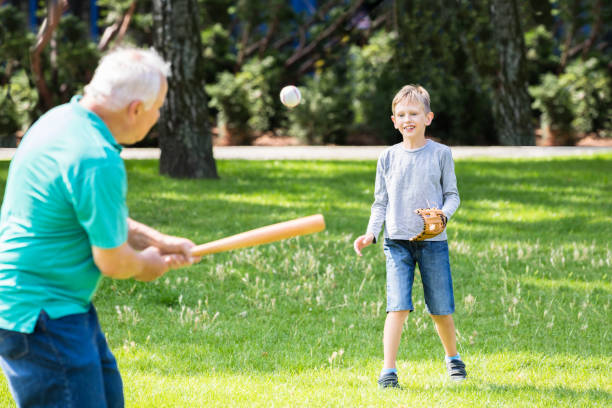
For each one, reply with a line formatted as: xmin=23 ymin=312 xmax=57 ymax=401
xmin=0 ymin=0 xmax=610 ymax=147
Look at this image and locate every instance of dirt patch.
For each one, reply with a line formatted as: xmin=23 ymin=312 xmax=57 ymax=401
xmin=212 ymin=128 xmax=302 ymax=147
xmin=535 ymin=128 xmax=612 ymax=147
xmin=212 ymin=127 xmax=612 ymax=147
xmin=575 ymin=135 xmax=612 ymax=147
xmin=252 ymin=134 xmax=301 ymax=146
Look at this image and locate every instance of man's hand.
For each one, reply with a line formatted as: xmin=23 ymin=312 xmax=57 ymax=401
xmin=126 ymin=218 xmax=202 ymax=265
xmin=137 ymin=236 xmax=202 ymax=281
xmin=157 ymin=235 xmax=202 ymax=264
xmin=353 ymin=233 xmax=375 ymax=256
xmin=93 ymin=237 xmax=201 ymax=283
xmin=135 ymin=246 xmax=170 ymax=282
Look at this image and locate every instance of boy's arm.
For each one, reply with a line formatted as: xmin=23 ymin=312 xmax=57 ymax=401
xmin=440 ymin=148 xmax=460 ymax=219
xmin=365 ymin=156 xmax=388 ymax=243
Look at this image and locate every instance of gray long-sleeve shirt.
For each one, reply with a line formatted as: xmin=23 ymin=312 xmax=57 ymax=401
xmin=366 ymin=140 xmax=460 ymax=241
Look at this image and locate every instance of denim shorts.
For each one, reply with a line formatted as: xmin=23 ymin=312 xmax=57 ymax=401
xmin=0 ymin=304 xmax=124 ymax=408
xmin=383 ymin=238 xmax=455 ymax=315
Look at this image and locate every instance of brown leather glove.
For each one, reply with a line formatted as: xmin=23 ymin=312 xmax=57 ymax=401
xmin=409 ymin=208 xmax=447 ymax=241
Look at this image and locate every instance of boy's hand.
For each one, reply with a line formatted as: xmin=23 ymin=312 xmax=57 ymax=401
xmin=353 ymin=233 xmax=375 ymax=256
xmin=409 ymin=208 xmax=447 ymax=241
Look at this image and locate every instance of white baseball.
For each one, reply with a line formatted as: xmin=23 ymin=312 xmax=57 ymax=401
xmin=280 ymin=85 xmax=301 ymax=108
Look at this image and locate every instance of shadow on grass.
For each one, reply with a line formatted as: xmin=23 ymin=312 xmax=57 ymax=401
xmin=123 ymin=159 xmax=376 ymax=240
xmin=457 ymin=157 xmax=611 ymax=209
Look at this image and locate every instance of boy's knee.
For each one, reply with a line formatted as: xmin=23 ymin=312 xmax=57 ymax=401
xmin=429 ymin=313 xmax=454 ymax=322
xmin=388 ymin=310 xmax=411 ymax=320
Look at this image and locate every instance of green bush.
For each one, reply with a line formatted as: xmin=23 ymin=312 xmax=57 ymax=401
xmin=563 ymin=58 xmax=611 ymax=137
xmin=0 ymin=70 xmax=38 ymax=146
xmin=345 ymin=4 xmax=498 ymax=146
xmin=530 ymin=58 xmax=611 ymax=141
xmin=0 ymin=6 xmax=33 ymax=61
xmin=524 ymin=25 xmax=559 ymax=85
xmin=0 ymin=11 xmax=99 ymax=143
xmin=0 ymin=95 xmax=19 ymax=147
xmin=53 ymin=16 xmax=100 ymax=102
xmin=200 ymin=23 xmax=235 ymax=84
xmin=286 ymin=67 xmax=353 ymax=145
xmin=348 ymin=31 xmax=400 ymax=144
xmin=0 ymin=5 xmax=36 ymax=143
xmin=207 ymin=56 xmax=280 ymax=143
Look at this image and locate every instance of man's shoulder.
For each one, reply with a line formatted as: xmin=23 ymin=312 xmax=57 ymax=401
xmin=57 ymin=104 xmax=123 ymax=166
xmin=18 ymin=110 xmax=123 ymax=181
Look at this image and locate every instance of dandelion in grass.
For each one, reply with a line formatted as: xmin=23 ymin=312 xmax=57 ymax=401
xmin=464 ymin=294 xmax=476 ymax=314
xmin=174 ymin=295 xmax=220 ymax=330
xmin=122 ymin=339 xmax=136 ymax=352
xmin=413 ymin=316 xmax=428 ymax=333
xmin=115 ymin=305 xmax=140 ymax=324
xmin=328 ymin=349 xmax=344 ymax=369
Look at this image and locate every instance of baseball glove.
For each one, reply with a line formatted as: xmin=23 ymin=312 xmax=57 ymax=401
xmin=409 ymin=208 xmax=447 ymax=241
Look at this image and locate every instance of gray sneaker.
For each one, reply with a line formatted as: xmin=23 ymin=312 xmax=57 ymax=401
xmin=377 ymin=372 xmax=401 ymax=389
xmin=446 ymin=358 xmax=467 ymax=381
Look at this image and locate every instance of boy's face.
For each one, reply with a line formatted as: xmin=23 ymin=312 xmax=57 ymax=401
xmin=391 ymin=100 xmax=434 ymax=140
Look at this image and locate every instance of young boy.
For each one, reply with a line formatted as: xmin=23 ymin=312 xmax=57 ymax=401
xmin=353 ymin=85 xmax=466 ymax=388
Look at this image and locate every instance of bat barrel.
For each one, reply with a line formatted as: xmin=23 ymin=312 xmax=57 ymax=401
xmin=191 ymin=214 xmax=325 ymax=257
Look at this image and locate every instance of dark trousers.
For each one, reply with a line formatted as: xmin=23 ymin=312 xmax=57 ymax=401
xmin=0 ymin=304 xmax=124 ymax=408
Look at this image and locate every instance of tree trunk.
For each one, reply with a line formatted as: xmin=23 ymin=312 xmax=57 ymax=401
xmin=98 ymin=1 xmax=137 ymax=51
xmin=30 ymin=0 xmax=68 ymax=112
xmin=489 ymin=0 xmax=534 ymax=145
xmin=152 ymin=0 xmax=218 ymax=178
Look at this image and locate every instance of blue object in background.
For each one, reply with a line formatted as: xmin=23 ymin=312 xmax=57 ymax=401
xmin=24 ymin=0 xmax=319 ymax=39
xmin=291 ymin=0 xmax=316 ymax=15
xmin=25 ymin=0 xmax=99 ymax=39
xmin=29 ymin=0 xmax=37 ymax=32
xmin=90 ymin=0 xmax=98 ymax=40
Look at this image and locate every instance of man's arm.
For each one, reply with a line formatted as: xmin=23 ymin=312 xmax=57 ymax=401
xmin=92 ymin=242 xmax=169 ymax=282
xmin=92 ymin=218 xmax=200 ymax=282
xmin=127 ymin=218 xmax=165 ymax=250
xmin=127 ymin=218 xmax=197 ymax=257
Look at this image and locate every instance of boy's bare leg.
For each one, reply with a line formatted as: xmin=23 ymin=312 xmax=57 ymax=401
xmin=383 ymin=310 xmax=411 ymax=368
xmin=430 ymin=314 xmax=457 ymax=356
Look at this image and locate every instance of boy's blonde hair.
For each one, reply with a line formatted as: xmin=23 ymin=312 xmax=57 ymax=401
xmin=391 ymin=84 xmax=431 ymax=114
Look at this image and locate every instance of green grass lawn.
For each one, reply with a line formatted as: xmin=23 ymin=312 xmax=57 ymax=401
xmin=1 ymin=154 xmax=611 ymax=407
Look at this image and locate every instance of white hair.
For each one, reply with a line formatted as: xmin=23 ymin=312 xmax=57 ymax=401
xmin=84 ymin=47 xmax=171 ymax=111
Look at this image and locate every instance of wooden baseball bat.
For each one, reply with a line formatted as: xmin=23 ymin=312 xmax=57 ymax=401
xmin=191 ymin=214 xmax=325 ymax=256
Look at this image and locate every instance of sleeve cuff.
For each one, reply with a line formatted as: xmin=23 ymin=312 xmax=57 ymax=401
xmin=367 ymin=231 xmax=377 ymax=244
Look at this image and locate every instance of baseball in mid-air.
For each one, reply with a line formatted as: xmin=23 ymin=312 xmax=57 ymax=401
xmin=280 ymin=85 xmax=301 ymax=108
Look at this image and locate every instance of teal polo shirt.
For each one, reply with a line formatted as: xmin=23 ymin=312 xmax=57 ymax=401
xmin=0 ymin=96 xmax=129 ymax=333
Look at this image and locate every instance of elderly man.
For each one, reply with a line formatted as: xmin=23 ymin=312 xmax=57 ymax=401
xmin=0 ymin=47 xmax=198 ymax=407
